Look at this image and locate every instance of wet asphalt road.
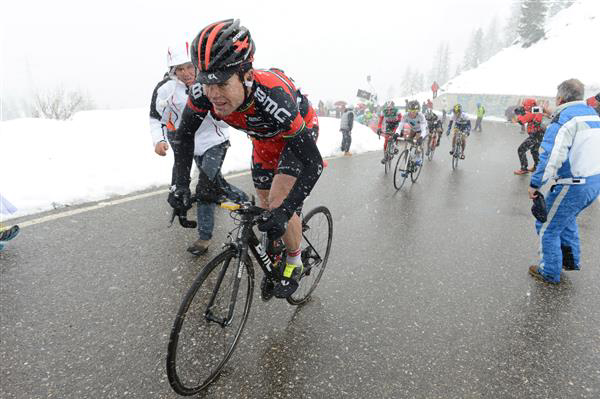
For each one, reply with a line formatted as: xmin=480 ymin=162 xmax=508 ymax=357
xmin=1 ymin=120 xmax=599 ymax=399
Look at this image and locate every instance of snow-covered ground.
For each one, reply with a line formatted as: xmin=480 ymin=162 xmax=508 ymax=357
xmin=442 ymin=0 xmax=600 ymax=98
xmin=0 ymin=114 xmax=380 ymax=221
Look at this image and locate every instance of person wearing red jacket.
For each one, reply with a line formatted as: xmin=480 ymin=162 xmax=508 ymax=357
xmin=514 ymin=98 xmax=546 ymax=175
xmin=586 ymin=92 xmax=600 ymax=115
xmin=431 ymin=81 xmax=439 ymax=98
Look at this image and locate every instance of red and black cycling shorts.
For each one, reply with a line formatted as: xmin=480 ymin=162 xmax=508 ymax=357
xmin=250 ymin=127 xmax=317 ymax=190
xmin=251 ymin=137 xmax=302 ymax=190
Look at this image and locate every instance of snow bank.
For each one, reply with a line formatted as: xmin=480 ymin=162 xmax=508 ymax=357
xmin=0 ymin=112 xmax=380 ymax=221
xmin=442 ymin=0 xmax=599 ymax=98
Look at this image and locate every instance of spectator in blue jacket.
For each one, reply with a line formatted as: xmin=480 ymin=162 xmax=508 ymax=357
xmin=528 ymin=79 xmax=600 ymax=284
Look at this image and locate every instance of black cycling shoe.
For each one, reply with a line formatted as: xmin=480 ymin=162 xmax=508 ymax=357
xmin=260 ymin=274 xmax=275 ymax=301
xmin=272 ymin=262 xmax=303 ymax=298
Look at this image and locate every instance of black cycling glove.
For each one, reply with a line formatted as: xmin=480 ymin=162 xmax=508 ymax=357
xmin=168 ymin=186 xmax=192 ymax=212
xmin=258 ymin=207 xmax=290 ymax=241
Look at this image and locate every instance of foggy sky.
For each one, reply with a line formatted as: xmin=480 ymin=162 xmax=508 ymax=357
xmin=1 ymin=0 xmax=512 ymax=111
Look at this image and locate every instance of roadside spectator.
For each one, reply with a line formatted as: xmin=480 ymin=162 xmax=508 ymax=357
xmin=421 ymin=101 xmax=427 ymax=114
xmin=513 ymin=98 xmax=545 ymax=175
xmin=426 ymin=99 xmax=433 ymax=111
xmin=474 ymin=102 xmax=485 ymax=132
xmin=528 ymin=78 xmax=600 ymax=284
xmin=0 ymin=225 xmax=19 ymax=251
xmin=405 ymin=99 xmax=409 ymax=112
xmin=431 ymin=81 xmax=439 ymax=98
xmin=150 ymin=42 xmax=247 ymax=255
xmin=586 ymin=92 xmax=600 ymax=115
xmin=0 ymin=195 xmax=19 ymax=251
xmin=340 ymin=106 xmax=355 ymax=156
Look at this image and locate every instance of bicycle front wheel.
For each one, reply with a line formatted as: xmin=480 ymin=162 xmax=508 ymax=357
xmin=427 ymin=138 xmax=435 ymax=161
xmin=384 ymin=145 xmax=393 ymax=174
xmin=452 ymin=141 xmax=460 ymax=170
xmin=166 ymin=249 xmax=254 ymax=396
xmin=411 ymin=155 xmax=423 ymax=183
xmin=394 ymin=149 xmax=409 ymax=190
xmin=287 ymin=206 xmax=333 ymax=305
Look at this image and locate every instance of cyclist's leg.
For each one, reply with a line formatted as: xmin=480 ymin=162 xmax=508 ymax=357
xmin=382 ymin=134 xmax=390 ymax=162
xmin=460 ymin=133 xmax=467 ymax=159
xmin=450 ymin=130 xmax=457 ymax=154
xmin=269 ymin=174 xmax=302 ymax=252
xmin=251 ymin=150 xmax=276 ymax=209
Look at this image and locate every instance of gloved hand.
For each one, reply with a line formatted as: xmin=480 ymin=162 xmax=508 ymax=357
xmin=514 ymin=106 xmax=525 ymax=116
xmin=376 ymin=128 xmax=382 ymax=136
xmin=257 ymin=207 xmax=290 ymax=241
xmin=168 ymin=186 xmax=192 ymax=212
xmin=446 ymin=129 xmax=451 ymax=137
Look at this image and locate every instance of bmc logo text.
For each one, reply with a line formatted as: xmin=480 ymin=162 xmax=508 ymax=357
xmin=255 ymin=87 xmax=292 ymax=123
xmin=190 ymin=83 xmax=203 ymax=99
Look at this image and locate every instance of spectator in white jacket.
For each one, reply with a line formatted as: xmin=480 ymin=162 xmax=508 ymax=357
xmin=150 ymin=42 xmax=247 ymax=255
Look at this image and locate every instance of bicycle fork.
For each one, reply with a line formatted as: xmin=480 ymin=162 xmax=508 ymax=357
xmin=204 ymin=227 xmax=251 ymax=328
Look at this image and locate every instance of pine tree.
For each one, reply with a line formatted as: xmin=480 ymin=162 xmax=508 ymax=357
xmin=517 ymin=0 xmax=547 ymax=47
xmin=387 ymin=85 xmax=396 ymax=100
xmin=503 ymin=0 xmax=523 ymax=47
xmin=413 ymin=72 xmax=424 ymax=93
xmin=483 ymin=17 xmax=501 ymax=62
xmin=548 ymin=0 xmax=575 ymax=17
xmin=440 ymin=43 xmax=450 ymax=84
xmin=463 ymin=28 xmax=484 ymax=70
xmin=400 ymin=67 xmax=413 ymax=96
xmin=430 ymin=41 xmax=451 ymax=85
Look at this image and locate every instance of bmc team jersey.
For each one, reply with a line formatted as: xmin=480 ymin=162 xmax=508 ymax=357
xmin=173 ymin=68 xmax=322 ymax=217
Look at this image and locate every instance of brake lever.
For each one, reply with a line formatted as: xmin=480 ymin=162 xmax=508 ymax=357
xmin=167 ymin=207 xmax=197 ymax=229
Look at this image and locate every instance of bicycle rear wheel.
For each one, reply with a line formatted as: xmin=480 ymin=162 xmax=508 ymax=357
xmin=166 ymin=249 xmax=254 ymax=395
xmin=287 ymin=206 xmax=333 ymax=305
xmin=394 ymin=149 xmax=409 ymax=190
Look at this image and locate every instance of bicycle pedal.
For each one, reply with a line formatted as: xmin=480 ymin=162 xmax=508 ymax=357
xmin=273 ymin=279 xmax=299 ymax=298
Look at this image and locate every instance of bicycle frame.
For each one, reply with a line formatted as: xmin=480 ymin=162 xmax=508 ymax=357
xmin=203 ymin=203 xmax=323 ymax=327
xmin=452 ymin=129 xmax=466 ymax=155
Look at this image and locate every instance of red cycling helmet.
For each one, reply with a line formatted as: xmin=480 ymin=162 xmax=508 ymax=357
xmin=191 ymin=19 xmax=255 ymax=84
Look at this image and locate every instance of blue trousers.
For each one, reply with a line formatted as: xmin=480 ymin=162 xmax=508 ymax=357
xmin=194 ymin=143 xmax=247 ymax=240
xmin=535 ymin=178 xmax=600 ymax=282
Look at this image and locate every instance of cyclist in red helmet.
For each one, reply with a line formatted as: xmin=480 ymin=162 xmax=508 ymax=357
xmin=170 ymin=19 xmax=323 ymax=299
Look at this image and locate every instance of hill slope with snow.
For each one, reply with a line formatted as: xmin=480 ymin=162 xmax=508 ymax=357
xmin=443 ymin=0 xmax=599 ymax=98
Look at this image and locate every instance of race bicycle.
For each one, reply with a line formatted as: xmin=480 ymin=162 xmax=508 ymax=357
xmin=450 ymin=128 xmax=467 ymax=170
xmin=381 ymin=132 xmax=401 ymax=174
xmin=426 ymin=128 xmax=441 ymax=161
xmin=166 ymin=198 xmax=333 ymax=395
xmin=393 ymin=137 xmax=423 ymax=190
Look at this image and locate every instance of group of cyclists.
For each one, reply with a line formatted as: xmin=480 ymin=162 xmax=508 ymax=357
xmin=377 ymin=99 xmax=473 ymax=169
xmin=159 ymin=17 xmax=475 ymax=300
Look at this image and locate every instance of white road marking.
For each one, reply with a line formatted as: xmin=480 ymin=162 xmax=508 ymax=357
xmin=14 ymin=155 xmax=343 ymax=228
